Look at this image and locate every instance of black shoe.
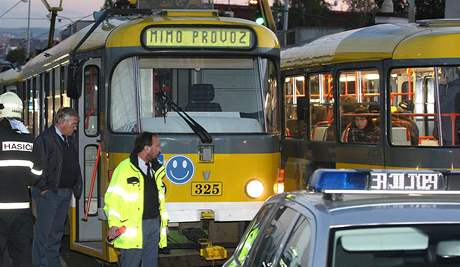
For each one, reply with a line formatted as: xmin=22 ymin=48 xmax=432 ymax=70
xmin=159 ymin=247 xmax=170 ymax=254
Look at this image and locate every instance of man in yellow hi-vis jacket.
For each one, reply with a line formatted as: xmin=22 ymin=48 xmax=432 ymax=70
xmin=104 ymin=132 xmax=168 ymax=267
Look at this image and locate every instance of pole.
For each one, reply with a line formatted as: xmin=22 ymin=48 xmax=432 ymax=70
xmin=26 ymin=0 xmax=31 ymax=58
xmin=282 ymin=0 xmax=288 ymax=47
xmin=408 ymin=0 xmax=416 ymax=23
xmin=47 ymin=9 xmax=58 ymax=48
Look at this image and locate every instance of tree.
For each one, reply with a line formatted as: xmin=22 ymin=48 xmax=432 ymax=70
xmin=415 ymin=0 xmax=444 ymax=20
xmin=345 ymin=0 xmax=379 ymax=12
xmin=343 ymin=0 xmax=378 ymax=26
xmin=6 ymin=49 xmax=26 ymax=66
xmin=287 ymin=0 xmax=331 ymax=27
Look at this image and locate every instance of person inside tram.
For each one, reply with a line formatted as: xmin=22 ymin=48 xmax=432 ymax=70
xmin=324 ymin=95 xmax=358 ymax=141
xmin=340 ymin=95 xmax=358 ymax=132
xmin=342 ymin=104 xmax=380 ymax=144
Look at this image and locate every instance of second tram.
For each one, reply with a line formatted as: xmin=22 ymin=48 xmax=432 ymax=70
xmin=281 ymin=20 xmax=460 ymax=190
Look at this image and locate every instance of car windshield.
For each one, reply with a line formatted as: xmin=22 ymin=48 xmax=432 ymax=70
xmin=110 ymin=57 xmax=279 ymax=134
xmin=331 ymin=224 xmax=460 ymax=267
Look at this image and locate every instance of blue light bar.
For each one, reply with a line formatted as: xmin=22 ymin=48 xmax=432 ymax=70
xmin=309 ymin=169 xmax=368 ymax=192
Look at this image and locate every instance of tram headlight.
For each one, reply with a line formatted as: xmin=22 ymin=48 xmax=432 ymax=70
xmin=246 ymin=179 xmax=264 ymax=198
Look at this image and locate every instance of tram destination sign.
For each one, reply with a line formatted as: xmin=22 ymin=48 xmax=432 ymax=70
xmin=142 ymin=27 xmax=255 ymax=49
xmin=369 ymin=171 xmax=445 ymax=191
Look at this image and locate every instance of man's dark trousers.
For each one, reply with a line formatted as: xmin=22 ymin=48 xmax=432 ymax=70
xmin=32 ymin=189 xmax=72 ymax=267
xmin=0 ymin=210 xmax=33 ymax=267
xmin=119 ymin=217 xmax=160 ymax=267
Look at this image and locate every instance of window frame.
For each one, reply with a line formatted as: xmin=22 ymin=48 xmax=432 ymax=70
xmin=83 ymin=64 xmax=100 ymax=137
xmin=384 ymin=58 xmax=460 ymax=149
xmin=246 ymin=204 xmax=300 ymax=267
xmin=336 ymin=67 xmax=382 ymax=145
xmin=307 ymin=71 xmax=335 ymax=143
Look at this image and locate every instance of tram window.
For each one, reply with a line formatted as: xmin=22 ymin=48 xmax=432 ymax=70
xmin=111 ymin=57 xmax=272 ymax=134
xmin=84 ymin=65 xmax=99 ymax=136
xmin=61 ymin=65 xmax=70 ymax=107
xmin=51 ymin=68 xmax=56 ymax=121
xmin=58 ymin=66 xmax=65 ymax=109
xmin=308 ymin=73 xmax=334 ymax=142
xmin=22 ymin=81 xmax=28 ymax=126
xmin=33 ymin=76 xmax=40 ymax=136
xmin=27 ymin=79 xmax=33 ymax=134
xmin=284 ymin=75 xmax=306 ymax=138
xmin=262 ymin=59 xmax=280 ymax=134
xmin=339 ymin=69 xmax=381 ymax=144
xmin=45 ymin=71 xmax=53 ymax=127
xmin=389 ymin=66 xmax=460 ymax=147
xmin=83 ymin=145 xmax=99 ymax=216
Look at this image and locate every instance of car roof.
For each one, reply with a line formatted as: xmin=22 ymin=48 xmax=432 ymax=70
xmin=269 ymin=191 xmax=460 ymax=227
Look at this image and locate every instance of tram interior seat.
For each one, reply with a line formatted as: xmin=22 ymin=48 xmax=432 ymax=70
xmin=391 ymin=127 xmax=411 ymax=146
xmin=185 ymin=83 xmax=222 ymax=112
xmin=312 ymin=125 xmax=329 ymax=141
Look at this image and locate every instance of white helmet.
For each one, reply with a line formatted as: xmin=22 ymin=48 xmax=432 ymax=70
xmin=0 ymin=92 xmax=23 ymax=119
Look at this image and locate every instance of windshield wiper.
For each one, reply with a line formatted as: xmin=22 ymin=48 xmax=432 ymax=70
xmin=156 ymin=92 xmax=212 ymax=144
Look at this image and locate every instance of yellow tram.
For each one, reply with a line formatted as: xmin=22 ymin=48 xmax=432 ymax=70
xmin=0 ymin=3 xmax=282 ymax=263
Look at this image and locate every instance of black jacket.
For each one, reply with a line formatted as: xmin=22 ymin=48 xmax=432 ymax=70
xmin=0 ymin=119 xmax=40 ymax=206
xmin=33 ymin=125 xmax=82 ymax=199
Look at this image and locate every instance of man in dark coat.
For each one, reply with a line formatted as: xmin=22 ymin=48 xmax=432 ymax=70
xmin=32 ymin=107 xmax=82 ymax=267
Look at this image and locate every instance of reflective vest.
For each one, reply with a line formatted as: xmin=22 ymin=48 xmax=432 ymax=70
xmin=104 ymin=158 xmax=168 ymax=249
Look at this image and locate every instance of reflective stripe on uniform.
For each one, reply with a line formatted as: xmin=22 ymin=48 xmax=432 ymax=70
xmin=107 ymin=186 xmax=139 ymax=201
xmin=155 ymin=167 xmax=166 ymax=180
xmin=31 ymin=168 xmax=43 ymax=175
xmin=108 ymin=208 xmax=121 ymax=219
xmin=0 ymin=202 xmax=30 ymax=209
xmin=0 ymin=160 xmax=43 ymax=175
xmin=0 ymin=159 xmax=33 ymax=168
xmin=161 ymin=227 xmax=167 ymax=236
xmin=124 ymin=227 xmax=138 ymax=237
xmin=160 ymin=211 xmax=169 ymax=221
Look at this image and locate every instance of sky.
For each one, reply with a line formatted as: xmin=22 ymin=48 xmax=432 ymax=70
xmin=0 ymin=0 xmax=347 ymax=29
xmin=1 ymin=0 xmax=105 ymax=28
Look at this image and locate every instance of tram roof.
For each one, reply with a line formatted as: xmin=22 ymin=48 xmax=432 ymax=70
xmin=0 ymin=69 xmax=22 ymax=85
xmin=281 ymin=20 xmax=460 ymax=69
xmin=21 ymin=19 xmax=124 ymax=78
xmin=21 ymin=10 xmax=279 ymax=78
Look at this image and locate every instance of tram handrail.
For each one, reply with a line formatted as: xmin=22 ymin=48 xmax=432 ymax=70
xmin=83 ymin=143 xmax=101 ymax=221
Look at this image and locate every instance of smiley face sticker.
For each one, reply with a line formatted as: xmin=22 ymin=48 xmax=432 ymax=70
xmin=165 ymin=155 xmax=194 ymax=184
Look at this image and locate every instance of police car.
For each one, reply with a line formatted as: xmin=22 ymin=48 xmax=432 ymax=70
xmin=224 ymin=169 xmax=460 ymax=267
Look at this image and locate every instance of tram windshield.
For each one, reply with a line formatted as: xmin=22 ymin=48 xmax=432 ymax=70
xmin=110 ymin=57 xmax=279 ymax=134
xmin=389 ymin=66 xmax=460 ymax=146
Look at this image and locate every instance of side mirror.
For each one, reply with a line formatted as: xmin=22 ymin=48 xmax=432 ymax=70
xmin=296 ymin=96 xmax=308 ymax=121
xmin=67 ymin=61 xmax=82 ymax=99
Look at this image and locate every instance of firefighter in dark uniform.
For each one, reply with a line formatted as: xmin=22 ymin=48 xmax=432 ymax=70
xmin=0 ymin=92 xmax=42 ymax=267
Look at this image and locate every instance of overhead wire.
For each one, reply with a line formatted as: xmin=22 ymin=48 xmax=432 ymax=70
xmin=21 ymin=13 xmax=94 ymax=42
xmin=0 ymin=0 xmax=24 ymax=19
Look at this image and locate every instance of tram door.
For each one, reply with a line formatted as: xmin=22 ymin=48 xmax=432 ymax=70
xmin=76 ymin=58 xmax=102 ymax=248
